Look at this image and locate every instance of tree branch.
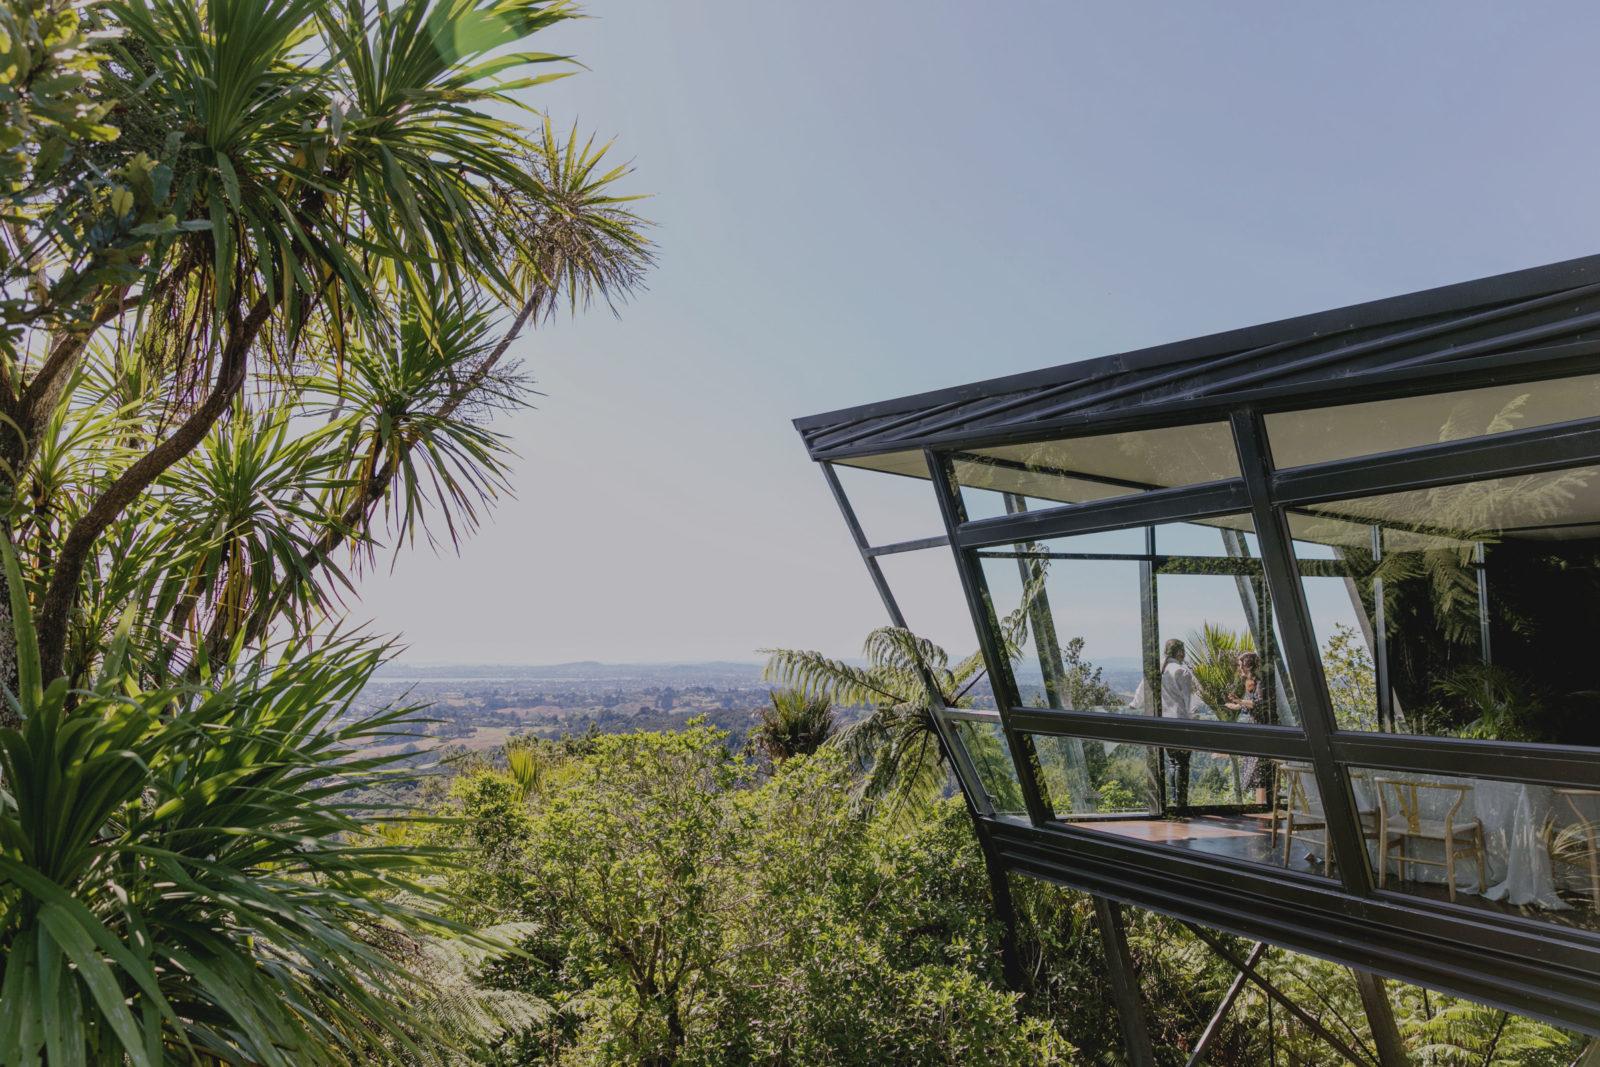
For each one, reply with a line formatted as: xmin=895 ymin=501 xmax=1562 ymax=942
xmin=219 ymin=287 xmax=547 ymax=659
xmin=36 ymin=291 xmax=275 ymax=681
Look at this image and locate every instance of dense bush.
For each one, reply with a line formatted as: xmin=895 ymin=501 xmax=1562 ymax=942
xmin=434 ymin=725 xmax=1076 ymax=1065
xmin=418 ymin=720 xmax=1588 ymax=1067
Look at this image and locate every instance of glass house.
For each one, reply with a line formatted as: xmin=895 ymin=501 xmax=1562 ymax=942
xmin=795 ymin=254 xmax=1600 ymax=1054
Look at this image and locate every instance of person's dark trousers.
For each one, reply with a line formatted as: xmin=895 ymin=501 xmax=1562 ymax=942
xmin=1169 ymin=749 xmax=1191 ymax=811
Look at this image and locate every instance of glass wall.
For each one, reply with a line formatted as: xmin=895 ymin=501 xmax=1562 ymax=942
xmin=830 ymin=451 xmax=945 ymax=545
xmin=1266 ymin=373 xmax=1600 ymax=470
xmin=1347 ymin=765 xmax=1600 ymax=929
xmin=951 ymin=420 xmax=1241 ymax=517
xmin=876 ymin=548 xmax=989 ymax=671
xmin=979 ymin=515 xmax=1299 ymax=727
xmin=1290 ymin=464 xmax=1600 ymax=745
xmin=951 ymin=718 xmax=1027 ymax=815
xmin=1032 ymin=735 xmax=1338 ymax=879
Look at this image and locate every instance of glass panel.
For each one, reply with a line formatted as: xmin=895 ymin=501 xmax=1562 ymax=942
xmin=831 ymin=452 xmax=945 ymax=546
xmin=1291 ymin=464 xmax=1600 ymax=745
xmin=876 ymin=549 xmax=985 ymax=679
xmin=1267 ymin=373 xmax=1600 ymax=469
xmin=979 ymin=513 xmax=1299 ymax=726
xmin=949 ymin=421 xmax=1241 ymax=510
xmin=1350 ymin=765 xmax=1600 ymax=931
xmin=950 ymin=719 xmax=1026 ymax=815
xmin=1034 ymin=736 xmax=1336 ymax=879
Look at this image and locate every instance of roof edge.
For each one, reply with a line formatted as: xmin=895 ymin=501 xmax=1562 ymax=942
xmin=792 ymin=252 xmax=1600 ymax=437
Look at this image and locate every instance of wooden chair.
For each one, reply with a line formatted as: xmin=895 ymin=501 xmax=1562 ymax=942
xmin=1549 ymin=788 xmax=1600 ymax=911
xmin=1375 ymin=777 xmax=1487 ymax=903
xmin=1281 ymin=764 xmax=1332 ymax=876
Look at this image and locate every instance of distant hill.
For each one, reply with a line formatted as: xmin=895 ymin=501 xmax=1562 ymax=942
xmin=370 ymin=660 xmax=769 ymax=686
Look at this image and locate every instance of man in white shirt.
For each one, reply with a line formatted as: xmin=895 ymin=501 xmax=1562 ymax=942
xmin=1129 ymin=639 xmax=1212 ymax=810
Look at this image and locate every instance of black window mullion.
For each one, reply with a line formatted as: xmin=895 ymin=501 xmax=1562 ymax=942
xmin=1328 ymin=732 xmax=1600 ymax=790
xmin=1231 ymin=411 xmax=1377 ymax=895
xmin=1008 ymin=707 xmax=1311 ymax=760
xmin=924 ymin=449 xmax=1055 ymax=825
xmin=954 ymin=479 xmax=1251 ymax=549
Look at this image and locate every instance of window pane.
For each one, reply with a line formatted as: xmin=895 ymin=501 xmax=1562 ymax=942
xmin=1291 ymin=465 xmax=1600 ymax=745
xmin=979 ymin=514 xmax=1299 ymax=726
xmin=831 ymin=452 xmax=945 ymax=546
xmin=1266 ymin=373 xmax=1600 ymax=470
xmin=1033 ymin=736 xmax=1336 ymax=879
xmin=876 ymin=549 xmax=983 ymax=669
xmin=951 ymin=719 xmax=1026 ymax=815
xmin=949 ymin=421 xmax=1241 ymax=509
xmin=1350 ymin=766 xmax=1599 ymax=931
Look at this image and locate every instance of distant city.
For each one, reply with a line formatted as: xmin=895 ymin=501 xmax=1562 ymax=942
xmin=356 ymin=657 xmax=1147 ymax=759
xmin=357 ymin=660 xmax=789 ymax=758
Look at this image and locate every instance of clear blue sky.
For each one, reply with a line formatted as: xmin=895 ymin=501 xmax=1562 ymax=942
xmin=358 ymin=1 xmax=1600 ymax=665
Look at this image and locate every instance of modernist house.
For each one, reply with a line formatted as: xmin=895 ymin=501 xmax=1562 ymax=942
xmin=795 ymin=254 xmax=1600 ymax=1061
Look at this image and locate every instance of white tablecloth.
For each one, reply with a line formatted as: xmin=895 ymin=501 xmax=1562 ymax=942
xmin=1332 ymin=772 xmax=1577 ymax=910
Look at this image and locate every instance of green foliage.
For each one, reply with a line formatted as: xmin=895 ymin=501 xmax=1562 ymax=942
xmin=1055 ymin=636 xmax=1116 ymax=711
xmin=1431 ymin=662 xmax=1551 ymax=743
xmin=0 ymin=0 xmax=654 ymax=1060
xmin=749 ymin=686 xmax=835 ymax=763
xmin=761 ymin=615 xmax=1040 ymax=819
xmin=1323 ymin=623 xmax=1379 ymax=731
xmin=439 ymin=728 xmax=1076 ymax=1065
xmin=1184 ymin=622 xmax=1253 ymax=720
xmin=0 ymin=626 xmax=490 ymax=1065
xmin=762 ymin=627 xmax=972 ymax=817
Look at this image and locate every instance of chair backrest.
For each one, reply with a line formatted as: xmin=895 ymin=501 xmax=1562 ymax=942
xmin=1375 ymin=777 xmax=1469 ymax=833
xmin=1284 ymin=766 xmax=1322 ymax=817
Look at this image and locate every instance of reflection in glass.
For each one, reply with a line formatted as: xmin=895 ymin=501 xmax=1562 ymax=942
xmin=1034 ymin=736 xmax=1335 ymax=878
xmin=1349 ymin=766 xmax=1600 ymax=930
xmin=1266 ymin=373 xmax=1600 ymax=469
xmin=951 ymin=719 xmax=1026 ymax=815
xmin=1292 ymin=464 xmax=1600 ymax=746
xmin=979 ymin=514 xmax=1298 ymax=727
xmin=950 ymin=421 xmax=1241 ymax=511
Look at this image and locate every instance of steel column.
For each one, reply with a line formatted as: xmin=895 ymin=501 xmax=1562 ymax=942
xmin=1095 ymin=895 xmax=1157 ymax=1067
xmin=1231 ymin=411 xmax=1376 ymax=894
xmin=1186 ymin=941 xmax=1266 ymax=1067
xmin=925 ymin=450 xmax=1054 ymax=825
xmin=1353 ymin=970 xmax=1406 ymax=1067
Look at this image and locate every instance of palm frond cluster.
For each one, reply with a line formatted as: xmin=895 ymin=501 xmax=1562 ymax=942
xmin=0 ymin=0 xmax=652 ymax=1061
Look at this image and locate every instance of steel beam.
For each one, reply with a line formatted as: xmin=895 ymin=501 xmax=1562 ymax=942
xmin=1095 ymin=896 xmax=1157 ymax=1067
xmin=1232 ymin=411 xmax=1375 ymax=895
xmin=1186 ymin=941 xmax=1266 ymax=1066
xmin=924 ymin=450 xmax=1054 ymax=825
xmin=1353 ymin=970 xmax=1406 ymax=1067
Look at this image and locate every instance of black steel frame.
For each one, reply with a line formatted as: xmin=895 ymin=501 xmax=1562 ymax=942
xmin=797 ymin=254 xmax=1600 ymax=1041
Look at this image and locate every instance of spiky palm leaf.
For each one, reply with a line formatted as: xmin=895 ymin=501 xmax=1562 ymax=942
xmin=751 ymin=688 xmax=837 ymax=763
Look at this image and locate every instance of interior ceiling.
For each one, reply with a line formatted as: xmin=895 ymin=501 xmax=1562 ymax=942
xmin=1265 ymin=373 xmax=1600 ymax=469
xmin=837 ymin=444 xmax=1600 ymax=551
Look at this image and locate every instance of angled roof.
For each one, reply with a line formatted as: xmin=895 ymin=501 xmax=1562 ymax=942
xmin=795 ymin=253 xmax=1600 ymax=462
